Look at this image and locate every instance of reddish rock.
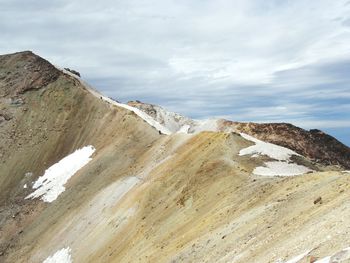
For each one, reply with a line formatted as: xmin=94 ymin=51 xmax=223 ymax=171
xmin=222 ymin=121 xmax=350 ymax=169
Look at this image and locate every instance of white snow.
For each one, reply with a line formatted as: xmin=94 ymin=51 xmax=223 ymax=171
xmin=282 ymin=247 xmax=350 ymax=263
xmin=56 ymin=66 xmax=223 ymax=135
xmin=314 ymin=247 xmax=350 ymax=263
xmin=26 ymin=146 xmax=95 ymax=203
xmin=131 ymin=103 xmax=220 ymax=134
xmin=177 ymin=124 xmax=191 ymax=133
xmin=283 ymin=250 xmax=311 ymax=263
xmin=122 ymin=102 xmax=219 ymax=135
xmin=56 ymin=67 xmax=172 ymax=135
xmin=43 ymin=247 xmax=72 ymax=263
xmin=111 ymin=101 xmax=172 ymax=135
xmin=144 ymin=104 xmax=195 ymax=133
xmin=239 ymin=133 xmax=312 ymax=177
xmin=87 ymin=88 xmax=172 ymax=135
xmin=23 ymin=184 xmax=27 ymax=189
xmin=98 ymin=94 xmax=221 ymax=135
xmin=253 ymin=161 xmax=312 ymax=176
xmin=239 ymin=133 xmax=299 ymax=161
xmin=314 ymin=256 xmax=331 ymax=263
xmin=343 ymin=170 xmax=350 ymax=173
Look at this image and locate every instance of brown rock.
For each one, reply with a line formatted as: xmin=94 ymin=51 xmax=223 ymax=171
xmin=313 ymin=197 xmax=322 ymax=205
xmin=223 ymin=121 xmax=350 ymax=169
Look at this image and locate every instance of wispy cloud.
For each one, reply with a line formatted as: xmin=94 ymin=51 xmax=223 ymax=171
xmin=0 ymin=0 xmax=349 ymax=144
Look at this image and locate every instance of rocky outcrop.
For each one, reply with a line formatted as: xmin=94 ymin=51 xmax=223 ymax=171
xmin=64 ymin=68 xmax=81 ymax=77
xmin=128 ymin=100 xmax=158 ymax=119
xmin=0 ymin=51 xmax=60 ymax=97
xmin=222 ymin=121 xmax=350 ymax=169
xmin=127 ymin=100 xmax=196 ymax=133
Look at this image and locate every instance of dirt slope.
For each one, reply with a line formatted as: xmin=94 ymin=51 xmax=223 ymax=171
xmin=0 ymin=51 xmax=349 ymax=263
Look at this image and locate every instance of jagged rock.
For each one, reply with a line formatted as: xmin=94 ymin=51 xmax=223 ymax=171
xmin=64 ymin=67 xmax=81 ymax=77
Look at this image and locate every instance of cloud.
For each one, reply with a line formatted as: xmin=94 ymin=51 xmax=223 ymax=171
xmin=0 ymin=0 xmax=349 ymax=144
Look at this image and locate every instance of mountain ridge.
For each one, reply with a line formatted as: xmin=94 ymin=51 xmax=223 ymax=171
xmin=126 ymin=100 xmax=350 ymax=169
xmin=1 ymin=51 xmax=350 ymax=263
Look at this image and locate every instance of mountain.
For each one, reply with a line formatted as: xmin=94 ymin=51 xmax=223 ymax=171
xmin=128 ymin=101 xmax=350 ymax=169
xmin=1 ymin=51 xmax=349 ymax=263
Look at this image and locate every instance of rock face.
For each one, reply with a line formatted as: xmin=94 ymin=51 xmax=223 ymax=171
xmin=0 ymin=51 xmax=60 ymax=97
xmin=223 ymin=121 xmax=350 ymax=169
xmin=1 ymin=51 xmax=350 ymax=263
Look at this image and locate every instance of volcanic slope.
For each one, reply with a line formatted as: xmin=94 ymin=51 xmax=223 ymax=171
xmin=0 ymin=51 xmax=349 ymax=263
xmin=128 ymin=101 xmax=350 ymax=169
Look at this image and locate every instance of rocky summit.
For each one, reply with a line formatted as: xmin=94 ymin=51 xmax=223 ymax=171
xmin=0 ymin=51 xmax=349 ymax=263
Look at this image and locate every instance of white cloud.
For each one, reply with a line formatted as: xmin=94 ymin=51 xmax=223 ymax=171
xmin=0 ymin=0 xmax=350 ymax=144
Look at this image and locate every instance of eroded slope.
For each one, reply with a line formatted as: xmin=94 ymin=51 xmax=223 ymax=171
xmin=1 ymin=51 xmax=349 ymax=263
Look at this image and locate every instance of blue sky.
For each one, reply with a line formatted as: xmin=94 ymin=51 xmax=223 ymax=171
xmin=1 ymin=0 xmax=349 ymax=145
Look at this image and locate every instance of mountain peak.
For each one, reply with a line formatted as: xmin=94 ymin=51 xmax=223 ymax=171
xmin=0 ymin=51 xmax=61 ymax=97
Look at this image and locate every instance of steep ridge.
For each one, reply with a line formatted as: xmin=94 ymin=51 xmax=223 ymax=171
xmin=0 ymin=51 xmax=165 ymax=258
xmin=128 ymin=101 xmax=350 ymax=169
xmin=0 ymin=51 xmax=349 ymax=263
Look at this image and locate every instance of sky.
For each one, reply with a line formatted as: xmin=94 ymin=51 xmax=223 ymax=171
xmin=1 ymin=0 xmax=350 ymax=145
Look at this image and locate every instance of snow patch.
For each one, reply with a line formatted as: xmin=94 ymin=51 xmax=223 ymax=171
xmin=314 ymin=256 xmax=331 ymax=263
xmin=112 ymin=102 xmax=172 ymax=135
xmin=239 ymin=133 xmax=298 ymax=161
xmin=123 ymin=102 xmax=220 ymax=135
xmin=55 ymin=66 xmax=172 ymax=135
xmin=239 ymin=133 xmax=311 ymax=177
xmin=139 ymin=103 xmax=195 ymax=133
xmin=58 ymin=67 xmax=172 ymax=135
xmin=282 ymin=250 xmax=311 ymax=263
xmin=43 ymin=247 xmax=72 ymax=263
xmin=314 ymin=247 xmax=350 ymax=263
xmin=91 ymin=93 xmax=173 ymax=135
xmin=282 ymin=247 xmax=350 ymax=263
xmin=343 ymin=170 xmax=350 ymax=173
xmin=253 ymin=161 xmax=312 ymax=176
xmin=177 ymin=124 xmax=191 ymax=134
xmin=56 ymin=67 xmax=222 ymax=135
xmin=26 ymin=146 xmax=95 ymax=203
xmin=23 ymin=184 xmax=27 ymax=189
xmin=129 ymin=103 xmax=220 ymax=134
